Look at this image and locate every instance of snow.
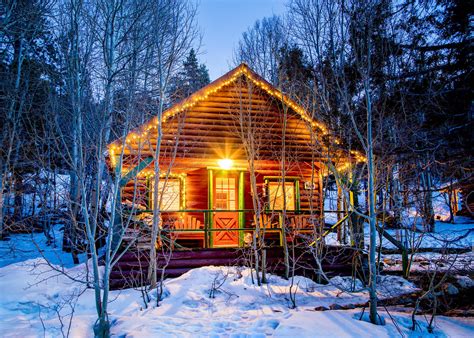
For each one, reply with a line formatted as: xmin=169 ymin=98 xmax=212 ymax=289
xmin=323 ymin=184 xmax=474 ymax=250
xmin=0 ymin=225 xmax=87 ymax=268
xmin=278 ymin=311 xmax=474 ymax=337
xmin=0 ymin=253 xmax=472 ymax=337
xmin=382 ymin=251 xmax=474 ymax=273
xmin=3 ymin=171 xmax=70 ymax=217
xmin=324 ymin=217 xmax=474 ymax=250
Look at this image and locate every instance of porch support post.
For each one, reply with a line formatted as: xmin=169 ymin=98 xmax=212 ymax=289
xmin=295 ymin=179 xmax=301 ymax=212
xmin=239 ymin=171 xmax=245 ymax=246
xmin=207 ymin=169 xmax=213 ymax=248
xmin=112 ymin=158 xmax=123 ymax=251
xmin=337 ymin=184 xmax=343 ymax=242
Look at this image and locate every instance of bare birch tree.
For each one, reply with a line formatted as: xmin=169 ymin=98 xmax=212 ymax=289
xmin=144 ymin=0 xmax=199 ymax=293
xmin=288 ymin=0 xmax=383 ymax=323
xmin=234 ymin=15 xmax=286 ymax=85
xmin=0 ymin=0 xmax=57 ymax=239
xmin=53 ymin=0 xmax=150 ymax=335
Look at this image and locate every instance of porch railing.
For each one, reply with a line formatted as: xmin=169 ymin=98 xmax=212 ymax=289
xmin=122 ymin=208 xmax=333 ymax=249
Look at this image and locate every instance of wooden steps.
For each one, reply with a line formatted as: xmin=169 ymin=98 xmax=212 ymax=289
xmin=109 ymin=246 xmax=361 ymax=290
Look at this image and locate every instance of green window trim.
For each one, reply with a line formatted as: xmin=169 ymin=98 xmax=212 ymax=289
xmin=147 ymin=175 xmax=186 ymax=211
xmin=207 ymin=169 xmax=214 ymax=247
xmin=264 ymin=176 xmax=300 ymax=212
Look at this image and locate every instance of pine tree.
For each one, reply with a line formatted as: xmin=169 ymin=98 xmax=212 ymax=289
xmin=169 ymin=49 xmax=210 ymax=103
xmin=277 ymin=44 xmax=312 ymax=94
xmin=0 ymin=0 xmax=61 ymax=236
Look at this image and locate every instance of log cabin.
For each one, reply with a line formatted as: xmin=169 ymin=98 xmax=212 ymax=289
xmin=106 ymin=63 xmax=364 ymax=251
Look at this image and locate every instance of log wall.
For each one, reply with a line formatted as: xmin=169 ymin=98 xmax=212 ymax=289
xmin=118 ymin=76 xmax=324 ymax=217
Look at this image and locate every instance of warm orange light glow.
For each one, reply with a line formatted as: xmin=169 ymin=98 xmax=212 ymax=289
xmin=218 ymin=158 xmax=233 ymax=170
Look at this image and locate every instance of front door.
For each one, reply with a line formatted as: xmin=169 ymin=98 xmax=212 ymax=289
xmin=212 ymin=172 xmax=240 ymax=247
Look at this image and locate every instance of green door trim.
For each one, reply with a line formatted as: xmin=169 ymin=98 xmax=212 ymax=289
xmin=295 ymin=179 xmax=301 ymax=211
xmin=238 ymin=171 xmax=245 ymax=246
xmin=208 ymin=169 xmax=245 ymax=248
xmin=208 ymin=169 xmax=214 ymax=247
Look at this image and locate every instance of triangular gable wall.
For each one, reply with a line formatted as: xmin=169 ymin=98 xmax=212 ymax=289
xmin=108 ymin=64 xmax=362 ymax=172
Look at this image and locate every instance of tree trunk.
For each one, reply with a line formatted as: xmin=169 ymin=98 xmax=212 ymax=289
xmin=148 ymin=84 xmax=165 ymax=290
xmin=13 ymin=173 xmax=23 ymax=224
xmin=1 ymin=34 xmax=25 ymax=239
xmin=392 ymin=163 xmax=402 ymax=228
xmin=0 ymin=175 xmax=5 ymax=239
xmin=420 ymin=165 xmax=435 ymax=232
xmin=366 ymin=81 xmax=378 ymax=325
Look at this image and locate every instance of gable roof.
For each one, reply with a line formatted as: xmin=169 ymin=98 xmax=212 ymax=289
xmin=108 ymin=63 xmax=365 ymax=169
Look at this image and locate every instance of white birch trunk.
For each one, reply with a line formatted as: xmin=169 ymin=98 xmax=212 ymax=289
xmin=365 ymin=77 xmax=378 ymax=324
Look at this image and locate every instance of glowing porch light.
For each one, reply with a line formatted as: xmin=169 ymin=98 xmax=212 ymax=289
xmin=218 ymin=158 xmax=233 ymax=170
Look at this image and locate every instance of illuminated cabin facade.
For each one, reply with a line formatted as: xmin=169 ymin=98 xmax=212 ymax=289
xmin=107 ymin=64 xmax=359 ymax=249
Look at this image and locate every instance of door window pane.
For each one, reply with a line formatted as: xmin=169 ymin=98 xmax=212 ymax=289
xmin=215 ymin=177 xmax=236 ymax=210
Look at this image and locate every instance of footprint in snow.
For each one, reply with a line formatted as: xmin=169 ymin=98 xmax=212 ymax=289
xmin=266 ymin=319 xmax=280 ymax=329
xmin=212 ymin=321 xmax=237 ymax=330
xmin=252 ymin=318 xmax=280 ymax=333
xmin=182 ymin=298 xmax=212 ymax=310
xmin=182 ymin=299 xmax=200 ymax=308
xmin=183 ymin=323 xmax=203 ymax=333
xmin=229 ymin=333 xmax=252 ymax=338
xmin=243 ymin=302 xmax=260 ymax=311
xmin=231 ymin=314 xmax=244 ymax=322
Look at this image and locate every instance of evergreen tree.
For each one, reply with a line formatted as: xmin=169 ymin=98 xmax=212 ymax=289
xmin=277 ymin=44 xmax=313 ymax=94
xmin=0 ymin=0 xmax=61 ymax=234
xmin=169 ymin=49 xmax=210 ymax=103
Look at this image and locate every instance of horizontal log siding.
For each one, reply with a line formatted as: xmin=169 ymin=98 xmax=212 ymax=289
xmin=118 ymin=78 xmax=323 ymax=215
xmin=182 ymin=168 xmax=208 ymax=224
xmin=119 ymin=79 xmax=321 ymax=164
xmin=122 ymin=177 xmax=148 ymax=209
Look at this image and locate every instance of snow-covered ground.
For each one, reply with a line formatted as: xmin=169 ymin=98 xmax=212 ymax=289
xmin=1 ymin=228 xmax=473 ymax=337
xmin=1 ymin=258 xmax=473 ymax=338
xmin=324 ymin=216 xmax=474 ymax=250
xmin=324 ymin=187 xmax=474 ymax=251
xmin=382 ymin=251 xmax=474 ymax=273
xmin=0 ymin=225 xmax=87 ymax=268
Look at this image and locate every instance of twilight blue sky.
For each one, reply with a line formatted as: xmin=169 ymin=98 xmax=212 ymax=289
xmin=196 ymin=0 xmax=286 ymax=80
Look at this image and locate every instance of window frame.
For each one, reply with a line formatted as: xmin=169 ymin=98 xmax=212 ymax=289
xmin=264 ymin=176 xmax=300 ymax=211
xmin=148 ymin=176 xmax=185 ymax=211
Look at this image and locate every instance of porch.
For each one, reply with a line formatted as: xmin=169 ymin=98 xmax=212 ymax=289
xmin=109 ymin=208 xmax=364 ymax=290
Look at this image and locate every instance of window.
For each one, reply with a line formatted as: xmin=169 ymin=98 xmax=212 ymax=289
xmin=268 ymin=181 xmax=296 ymax=210
xmin=150 ymin=178 xmax=181 ymax=211
xmin=215 ymin=177 xmax=236 ymax=210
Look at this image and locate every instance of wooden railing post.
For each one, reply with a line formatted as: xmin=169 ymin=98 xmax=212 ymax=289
xmin=204 ymin=210 xmax=208 ymax=248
